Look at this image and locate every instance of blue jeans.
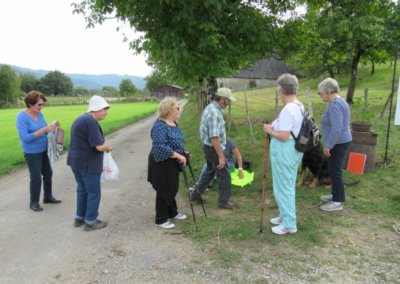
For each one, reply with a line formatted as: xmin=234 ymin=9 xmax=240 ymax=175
xmin=71 ymin=169 xmax=101 ymax=225
xmin=328 ymin=142 xmax=350 ymax=203
xmin=24 ymin=152 xmax=53 ymax=205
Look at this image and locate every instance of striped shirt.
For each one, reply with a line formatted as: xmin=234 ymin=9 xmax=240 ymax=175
xmin=199 ymin=101 xmax=226 ymax=147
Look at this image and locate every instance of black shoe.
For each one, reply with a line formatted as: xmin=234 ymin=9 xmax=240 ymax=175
xmin=74 ymin=219 xmax=85 ymax=227
xmin=84 ymin=220 xmax=108 ymax=232
xmin=43 ymin=197 xmax=61 ymax=204
xmin=30 ymin=203 xmax=43 ymax=212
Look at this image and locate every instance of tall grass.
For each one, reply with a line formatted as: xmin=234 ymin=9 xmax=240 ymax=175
xmin=0 ymin=102 xmax=158 ymax=175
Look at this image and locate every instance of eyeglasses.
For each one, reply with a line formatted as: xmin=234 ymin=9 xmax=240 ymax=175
xmin=37 ymin=103 xmax=44 ymax=106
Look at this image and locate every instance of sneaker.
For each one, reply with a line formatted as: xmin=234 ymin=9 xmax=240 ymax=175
xmin=84 ymin=220 xmax=108 ymax=231
xmin=270 ymin=217 xmax=282 ymax=225
xmin=74 ymin=218 xmax=85 ymax=227
xmin=156 ymin=221 xmax=175 ymax=229
xmin=271 ymin=224 xmax=297 ymax=235
xmin=173 ymin=213 xmax=187 ymax=220
xmin=218 ymin=202 xmax=235 ymax=209
xmin=320 ymin=201 xmax=343 ymax=211
xmin=189 ymin=186 xmax=195 ymax=192
xmin=320 ymin=194 xmax=333 ymax=202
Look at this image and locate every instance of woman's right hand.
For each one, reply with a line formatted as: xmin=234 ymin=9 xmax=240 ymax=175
xmin=177 ymin=153 xmax=187 ymax=166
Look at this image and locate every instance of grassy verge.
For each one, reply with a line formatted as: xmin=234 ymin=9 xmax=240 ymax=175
xmin=0 ymin=102 xmax=158 ymax=175
xmin=177 ymin=64 xmax=400 ymax=282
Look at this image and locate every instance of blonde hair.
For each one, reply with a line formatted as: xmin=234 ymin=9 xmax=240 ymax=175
xmin=158 ymin=96 xmax=178 ymax=119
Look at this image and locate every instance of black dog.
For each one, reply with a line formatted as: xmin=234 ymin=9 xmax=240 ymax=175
xmin=296 ymin=142 xmax=330 ymax=189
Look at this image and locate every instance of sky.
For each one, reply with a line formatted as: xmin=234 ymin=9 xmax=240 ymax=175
xmin=0 ymin=0 xmax=153 ymax=77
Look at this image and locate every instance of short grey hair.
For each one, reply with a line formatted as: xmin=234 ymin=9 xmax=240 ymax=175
xmin=318 ymin=78 xmax=340 ymax=94
xmin=276 ymin=73 xmax=299 ymax=95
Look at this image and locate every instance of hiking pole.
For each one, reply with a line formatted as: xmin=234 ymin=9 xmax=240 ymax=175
xmin=186 ymin=159 xmax=207 ymax=218
xmin=260 ymin=136 xmax=270 ymax=234
xmin=181 ymin=166 xmax=198 ymax=231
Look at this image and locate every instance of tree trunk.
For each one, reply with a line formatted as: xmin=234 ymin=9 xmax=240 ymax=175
xmin=328 ymin=66 xmax=335 ymax=78
xmin=346 ymin=48 xmax=363 ymax=104
xmin=371 ymin=60 xmax=375 ymax=75
xmin=206 ymin=76 xmax=218 ymax=104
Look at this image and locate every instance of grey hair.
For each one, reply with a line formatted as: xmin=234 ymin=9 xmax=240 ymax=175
xmin=318 ymin=78 xmax=340 ymax=94
xmin=276 ymin=73 xmax=299 ymax=95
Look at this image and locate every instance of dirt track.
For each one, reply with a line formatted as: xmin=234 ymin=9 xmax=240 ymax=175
xmin=0 ymin=114 xmax=223 ymax=284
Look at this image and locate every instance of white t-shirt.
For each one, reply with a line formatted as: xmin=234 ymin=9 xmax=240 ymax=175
xmin=271 ymin=103 xmax=304 ymax=138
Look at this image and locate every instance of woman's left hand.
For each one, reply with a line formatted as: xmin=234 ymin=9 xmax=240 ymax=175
xmin=323 ymin=147 xmax=331 ymax=157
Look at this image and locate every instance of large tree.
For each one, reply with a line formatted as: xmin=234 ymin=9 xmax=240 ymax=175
xmin=19 ymin=72 xmax=39 ymax=94
xmin=73 ymin=0 xmax=288 ymax=99
xmin=0 ymin=65 xmax=21 ymax=107
xmin=37 ymin=70 xmax=74 ymax=96
xmin=119 ymin=79 xmax=137 ymax=96
xmin=297 ymin=0 xmax=393 ymax=103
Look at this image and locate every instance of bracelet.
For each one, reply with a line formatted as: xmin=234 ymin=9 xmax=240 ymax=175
xmin=238 ymin=167 xmax=243 ymax=171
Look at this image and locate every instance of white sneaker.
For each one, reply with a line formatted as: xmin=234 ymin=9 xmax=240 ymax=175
xmin=156 ymin=221 xmax=175 ymax=229
xmin=320 ymin=201 xmax=343 ymax=211
xmin=320 ymin=194 xmax=333 ymax=202
xmin=270 ymin=217 xmax=282 ymax=225
xmin=271 ymin=224 xmax=297 ymax=235
xmin=173 ymin=213 xmax=187 ymax=220
xmin=189 ymin=186 xmax=195 ymax=192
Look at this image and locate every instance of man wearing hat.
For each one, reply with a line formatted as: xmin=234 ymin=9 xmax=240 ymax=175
xmin=67 ymin=95 xmax=113 ymax=231
xmin=190 ymin=87 xmax=236 ymax=209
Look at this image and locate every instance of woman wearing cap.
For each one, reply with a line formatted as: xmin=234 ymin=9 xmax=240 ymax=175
xmin=67 ymin=95 xmax=112 ymax=231
xmin=16 ymin=91 xmax=61 ymax=212
xmin=147 ymin=96 xmax=188 ymax=229
xmin=263 ymin=74 xmax=304 ymax=235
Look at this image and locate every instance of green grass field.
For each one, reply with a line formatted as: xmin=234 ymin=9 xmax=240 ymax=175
xmin=177 ymin=64 xmax=400 ymax=281
xmin=0 ymin=102 xmax=158 ymax=175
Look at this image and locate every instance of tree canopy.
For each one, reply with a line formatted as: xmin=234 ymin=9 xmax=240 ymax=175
xmin=0 ymin=65 xmax=21 ymax=107
xmin=73 ymin=0 xmax=284 ymax=87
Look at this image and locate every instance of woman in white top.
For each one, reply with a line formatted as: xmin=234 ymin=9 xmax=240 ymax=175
xmin=263 ymin=74 xmax=304 ymax=235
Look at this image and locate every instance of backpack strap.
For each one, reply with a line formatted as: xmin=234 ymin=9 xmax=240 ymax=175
xmin=291 ymin=103 xmax=305 ymax=140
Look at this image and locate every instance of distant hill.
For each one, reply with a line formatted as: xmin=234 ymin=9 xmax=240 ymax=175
xmin=1 ymin=64 xmax=146 ymax=90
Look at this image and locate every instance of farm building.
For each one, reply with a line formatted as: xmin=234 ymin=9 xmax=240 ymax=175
xmin=153 ymin=84 xmax=184 ymax=99
xmin=218 ymin=55 xmax=289 ymax=91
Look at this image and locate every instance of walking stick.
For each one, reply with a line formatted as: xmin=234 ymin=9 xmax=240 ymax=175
xmin=181 ymin=166 xmax=199 ymax=231
xmin=186 ymin=159 xmax=207 ymax=218
xmin=260 ymin=136 xmax=270 ymax=234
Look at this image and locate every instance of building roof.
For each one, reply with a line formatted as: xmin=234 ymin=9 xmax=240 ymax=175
xmin=231 ymin=55 xmax=289 ymax=79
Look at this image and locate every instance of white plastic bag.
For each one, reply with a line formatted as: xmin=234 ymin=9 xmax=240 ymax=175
xmin=101 ymin=152 xmax=119 ymax=182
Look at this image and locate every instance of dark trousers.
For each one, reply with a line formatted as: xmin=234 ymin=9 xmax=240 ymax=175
xmin=195 ymin=144 xmax=231 ymax=206
xmin=328 ymin=142 xmax=350 ymax=203
xmin=24 ymin=152 xmax=53 ymax=205
xmin=155 ymin=194 xmax=178 ymax=224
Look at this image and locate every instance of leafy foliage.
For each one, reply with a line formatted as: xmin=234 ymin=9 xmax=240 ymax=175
xmin=73 ymin=0 xmax=280 ymax=85
xmin=36 ymin=70 xmax=74 ymax=96
xmin=119 ymin=79 xmax=137 ymax=96
xmin=0 ymin=65 xmax=21 ymax=107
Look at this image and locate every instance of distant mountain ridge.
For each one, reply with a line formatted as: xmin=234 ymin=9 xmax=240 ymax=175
xmin=2 ymin=64 xmax=146 ymax=90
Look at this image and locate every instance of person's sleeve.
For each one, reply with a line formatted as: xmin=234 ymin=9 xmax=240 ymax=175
xmin=16 ymin=113 xmax=36 ymax=143
xmin=324 ymin=103 xmax=343 ymax=149
xmin=207 ymin=112 xmax=222 ymax=138
xmin=277 ymin=106 xmax=295 ymax=131
xmin=87 ymin=120 xmax=105 ymax=148
xmin=151 ymin=122 xmax=174 ymax=162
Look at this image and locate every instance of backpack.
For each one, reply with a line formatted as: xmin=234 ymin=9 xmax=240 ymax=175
xmin=291 ymin=105 xmax=320 ymax=153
